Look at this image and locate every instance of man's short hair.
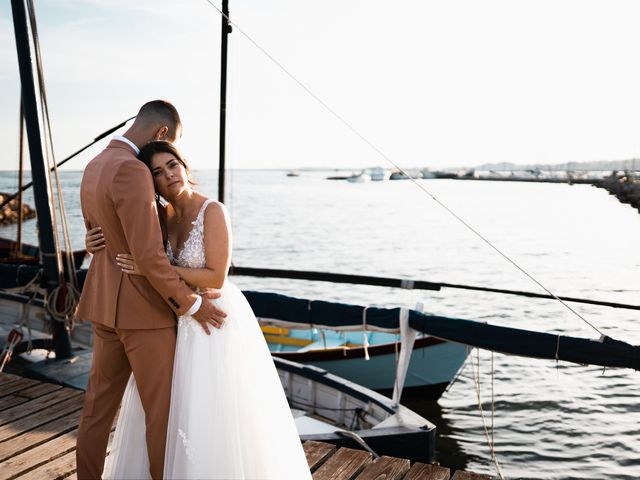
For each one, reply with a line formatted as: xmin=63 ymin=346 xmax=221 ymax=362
xmin=135 ymin=100 xmax=181 ymax=135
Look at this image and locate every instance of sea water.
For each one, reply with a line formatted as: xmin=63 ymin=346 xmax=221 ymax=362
xmin=1 ymin=170 xmax=639 ymax=480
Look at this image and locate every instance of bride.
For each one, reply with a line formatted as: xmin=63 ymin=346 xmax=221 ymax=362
xmin=86 ymin=140 xmax=311 ymax=479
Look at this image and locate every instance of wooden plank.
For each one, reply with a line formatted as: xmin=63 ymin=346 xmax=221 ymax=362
xmin=16 ymin=382 xmax=62 ymax=400
xmin=0 ymin=429 xmax=77 ymax=479
xmin=0 ymin=388 xmax=82 ymax=426
xmin=0 ymin=410 xmax=81 ymax=462
xmin=354 ymin=456 xmax=409 ymax=480
xmin=16 ymin=449 xmax=76 ymax=480
xmin=312 ymin=447 xmax=372 ymax=480
xmin=0 ymin=379 xmax=22 ymax=391
xmin=451 ymin=471 xmax=493 ymax=480
xmin=0 ymin=376 xmax=23 ymax=390
xmin=0 ymin=394 xmax=84 ymax=442
xmin=404 ymin=462 xmax=451 ymax=480
xmin=0 ymin=378 xmax=40 ymax=399
xmin=304 ymin=440 xmax=337 ymax=472
xmin=0 ymin=383 xmax=62 ymax=412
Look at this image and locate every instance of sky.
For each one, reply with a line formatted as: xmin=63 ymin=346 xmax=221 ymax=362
xmin=2 ymin=0 xmax=640 ymax=171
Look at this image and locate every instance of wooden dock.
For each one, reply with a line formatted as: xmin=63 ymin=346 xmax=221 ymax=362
xmin=0 ymin=372 xmax=493 ymax=479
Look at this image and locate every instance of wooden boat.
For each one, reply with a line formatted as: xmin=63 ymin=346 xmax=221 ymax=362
xmin=276 ymin=356 xmax=435 ymax=462
xmin=265 ymin=326 xmax=467 ymax=400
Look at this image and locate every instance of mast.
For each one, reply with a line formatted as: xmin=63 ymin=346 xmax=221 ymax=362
xmin=10 ymin=0 xmax=72 ymax=359
xmin=218 ymin=0 xmax=231 ymax=203
xmin=17 ymin=98 xmax=24 ymax=255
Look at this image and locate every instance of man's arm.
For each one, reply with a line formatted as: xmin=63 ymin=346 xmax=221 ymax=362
xmin=113 ymin=159 xmax=197 ymax=315
xmin=112 ymin=160 xmax=226 ymax=332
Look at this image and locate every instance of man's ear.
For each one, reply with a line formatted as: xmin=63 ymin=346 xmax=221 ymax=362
xmin=154 ymin=126 xmax=169 ymax=140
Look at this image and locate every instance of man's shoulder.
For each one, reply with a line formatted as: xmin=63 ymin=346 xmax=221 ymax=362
xmin=86 ymin=148 xmax=145 ymax=174
xmin=92 ymin=142 xmax=138 ymax=162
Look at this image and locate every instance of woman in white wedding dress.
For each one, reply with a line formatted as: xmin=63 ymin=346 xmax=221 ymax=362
xmin=88 ymin=141 xmax=311 ymax=479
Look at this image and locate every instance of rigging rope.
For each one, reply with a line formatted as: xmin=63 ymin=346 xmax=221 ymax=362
xmin=473 ymin=349 xmax=506 ymax=480
xmin=26 ymin=0 xmax=80 ymax=323
xmin=203 ymin=0 xmax=605 ymax=337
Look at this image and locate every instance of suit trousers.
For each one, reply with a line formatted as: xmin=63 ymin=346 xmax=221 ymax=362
xmin=76 ymin=322 xmax=176 ymax=480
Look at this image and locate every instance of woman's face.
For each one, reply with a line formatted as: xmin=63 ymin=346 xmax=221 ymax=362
xmin=150 ymin=151 xmax=189 ymax=200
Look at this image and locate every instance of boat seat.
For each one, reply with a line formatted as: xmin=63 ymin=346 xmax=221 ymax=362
xmin=297 ymin=337 xmax=346 ymax=352
xmin=291 ymin=408 xmax=346 ymax=435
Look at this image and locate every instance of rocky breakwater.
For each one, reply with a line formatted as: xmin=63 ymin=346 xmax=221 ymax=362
xmin=595 ymin=172 xmax=640 ymax=213
xmin=0 ymin=192 xmax=36 ymax=224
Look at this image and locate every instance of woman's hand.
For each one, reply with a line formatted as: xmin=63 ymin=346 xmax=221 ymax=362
xmin=85 ymin=226 xmax=106 ymax=254
xmin=116 ymin=253 xmax=143 ymax=276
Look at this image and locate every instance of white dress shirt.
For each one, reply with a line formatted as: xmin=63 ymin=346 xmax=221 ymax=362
xmin=113 ymin=135 xmax=140 ymax=155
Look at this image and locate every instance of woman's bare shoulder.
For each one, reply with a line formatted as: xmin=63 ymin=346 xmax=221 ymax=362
xmin=203 ymin=199 xmax=230 ymax=223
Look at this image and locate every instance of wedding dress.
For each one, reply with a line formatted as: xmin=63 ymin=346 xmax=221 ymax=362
xmin=103 ymin=199 xmax=311 ymax=479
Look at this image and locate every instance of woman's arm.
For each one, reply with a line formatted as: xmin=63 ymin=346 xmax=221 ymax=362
xmin=85 ymin=226 xmax=106 ymax=254
xmin=173 ymin=201 xmax=231 ymax=289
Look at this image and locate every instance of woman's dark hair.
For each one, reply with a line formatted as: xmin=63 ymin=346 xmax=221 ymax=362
xmin=138 ymin=140 xmax=196 ymax=248
xmin=138 ymin=140 xmax=196 ymax=187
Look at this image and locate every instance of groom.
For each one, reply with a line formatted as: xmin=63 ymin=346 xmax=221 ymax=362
xmin=75 ymin=100 xmax=226 ymax=479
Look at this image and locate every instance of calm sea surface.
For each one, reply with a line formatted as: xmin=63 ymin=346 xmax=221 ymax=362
xmin=1 ymin=170 xmax=639 ymax=480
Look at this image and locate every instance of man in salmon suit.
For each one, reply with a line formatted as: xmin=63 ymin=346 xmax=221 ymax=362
xmin=75 ymin=100 xmax=226 ymax=479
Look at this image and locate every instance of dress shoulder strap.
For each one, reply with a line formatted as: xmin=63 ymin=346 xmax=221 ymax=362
xmin=194 ymin=199 xmax=216 ymax=227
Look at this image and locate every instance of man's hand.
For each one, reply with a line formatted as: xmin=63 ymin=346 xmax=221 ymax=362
xmin=191 ymin=290 xmax=227 ymax=335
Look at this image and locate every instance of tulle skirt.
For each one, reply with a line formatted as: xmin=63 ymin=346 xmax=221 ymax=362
xmin=103 ymin=282 xmax=311 ymax=479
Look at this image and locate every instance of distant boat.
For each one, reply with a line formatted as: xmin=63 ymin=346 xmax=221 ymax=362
xmin=287 ymin=170 xmax=300 ymax=177
xmin=325 ymin=175 xmax=350 ymax=180
xmin=432 ymin=171 xmax=458 ymax=179
xmin=389 ymin=170 xmax=411 ymax=180
xmin=367 ymin=167 xmax=391 ymax=182
xmin=346 ymin=171 xmax=371 ymax=183
xmin=420 ymin=169 xmax=437 ymax=179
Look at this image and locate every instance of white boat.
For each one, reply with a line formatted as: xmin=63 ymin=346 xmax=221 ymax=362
xmin=420 ymin=169 xmax=437 ymax=179
xmin=346 ymin=171 xmax=371 ymax=183
xmin=367 ymin=167 xmax=391 ymax=181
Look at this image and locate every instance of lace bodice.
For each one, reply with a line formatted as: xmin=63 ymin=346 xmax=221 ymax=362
xmin=166 ymin=199 xmax=214 ymax=269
